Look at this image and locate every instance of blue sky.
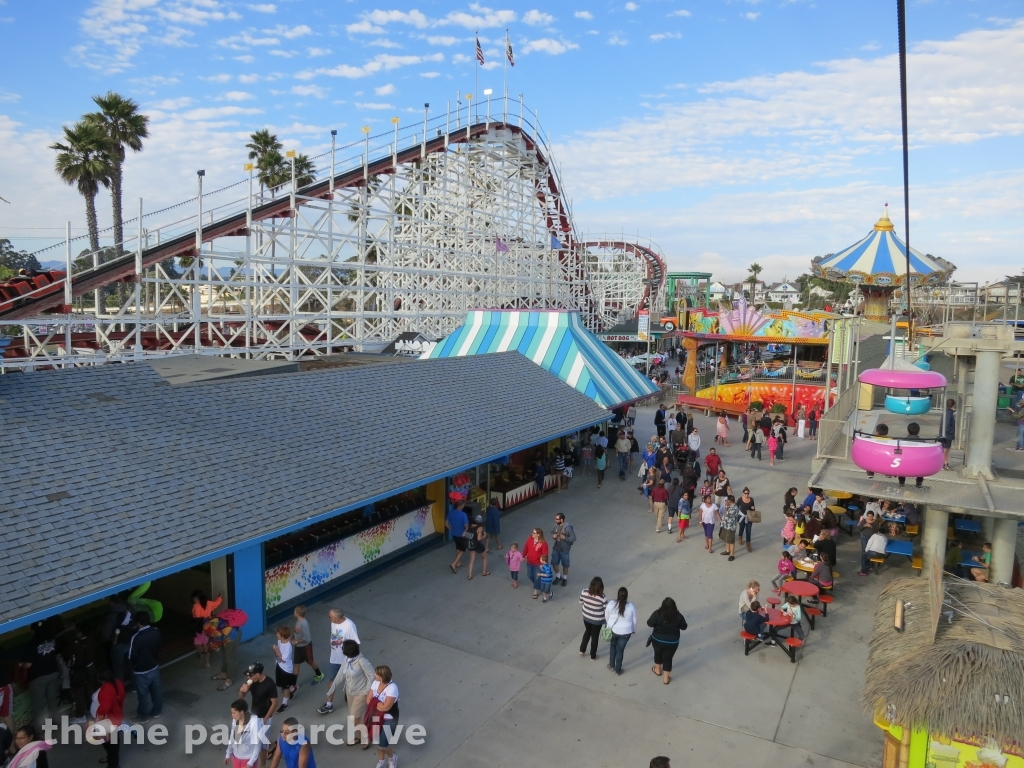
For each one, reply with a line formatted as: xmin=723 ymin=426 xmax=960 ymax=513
xmin=1 ymin=0 xmax=1023 ymax=284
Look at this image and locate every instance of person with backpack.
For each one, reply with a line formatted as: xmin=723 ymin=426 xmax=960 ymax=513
xmin=551 ymin=513 xmax=576 ymax=587
xmin=748 ymin=424 xmax=764 ymax=460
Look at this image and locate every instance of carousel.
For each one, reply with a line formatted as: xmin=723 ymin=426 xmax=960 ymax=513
xmin=813 ymin=205 xmax=956 ymax=322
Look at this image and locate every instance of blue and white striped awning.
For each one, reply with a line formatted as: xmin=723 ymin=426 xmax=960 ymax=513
xmin=815 ymin=206 xmax=955 ymax=286
xmin=424 ymin=310 xmax=659 ymax=409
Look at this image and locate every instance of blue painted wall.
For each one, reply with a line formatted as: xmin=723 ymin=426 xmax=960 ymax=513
xmin=232 ymin=543 xmax=265 ymax=641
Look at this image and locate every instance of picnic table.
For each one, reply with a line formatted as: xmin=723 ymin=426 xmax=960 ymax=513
xmin=793 ymin=557 xmax=816 ymax=576
xmin=958 ymin=550 xmax=987 ymax=570
xmin=825 ymin=490 xmax=852 ymax=501
xmin=782 ymin=580 xmax=823 ymax=629
xmin=954 ymin=518 xmax=981 ymax=533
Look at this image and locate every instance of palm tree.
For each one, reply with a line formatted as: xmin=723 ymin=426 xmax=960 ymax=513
xmin=746 ymin=262 xmax=763 ymax=304
xmin=86 ymin=92 xmax=150 ymax=258
xmin=293 ymin=154 xmax=317 ymax=187
xmin=246 ymin=129 xmax=284 ymax=199
xmin=50 ymin=121 xmax=115 ymax=253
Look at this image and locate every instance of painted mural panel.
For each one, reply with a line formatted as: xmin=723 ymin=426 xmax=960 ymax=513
xmin=693 ymin=382 xmax=830 ymax=413
xmin=265 ymin=504 xmax=434 ymax=610
xmin=686 ymin=299 xmax=830 ymax=342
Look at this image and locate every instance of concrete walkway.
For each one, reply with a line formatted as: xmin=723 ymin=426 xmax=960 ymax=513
xmin=49 ymin=407 xmax=894 ymax=768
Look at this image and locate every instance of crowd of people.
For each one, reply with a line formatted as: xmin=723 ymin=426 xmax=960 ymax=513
xmin=0 ymin=594 xmax=392 ymax=768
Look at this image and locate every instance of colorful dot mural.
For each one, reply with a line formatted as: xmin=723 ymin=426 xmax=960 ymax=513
xmin=264 ymin=504 xmax=435 ymax=610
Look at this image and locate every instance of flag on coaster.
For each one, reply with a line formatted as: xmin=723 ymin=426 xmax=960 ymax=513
xmin=476 ymin=35 xmax=485 ymax=65
xmin=496 ymin=238 xmax=510 ymax=253
xmin=551 ymin=234 xmax=564 ymax=250
xmin=506 ymin=32 xmax=515 ymax=67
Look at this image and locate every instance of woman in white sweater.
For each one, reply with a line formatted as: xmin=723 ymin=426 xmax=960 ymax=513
xmin=225 ymin=699 xmax=263 ymax=768
xmin=604 ymin=587 xmax=637 ymax=675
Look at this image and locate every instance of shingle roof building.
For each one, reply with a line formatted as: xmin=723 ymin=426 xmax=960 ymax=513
xmin=0 ymin=352 xmax=608 ymax=631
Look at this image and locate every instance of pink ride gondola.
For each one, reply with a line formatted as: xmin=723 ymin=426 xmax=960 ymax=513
xmin=852 ymin=367 xmax=948 ymax=480
xmin=859 ymin=367 xmax=947 ymax=417
xmin=850 ymin=433 xmax=945 ymax=478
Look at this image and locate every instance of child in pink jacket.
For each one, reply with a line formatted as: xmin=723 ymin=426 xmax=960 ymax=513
xmin=772 ymin=551 xmax=796 ymax=592
xmin=505 ymin=543 xmax=523 ymax=589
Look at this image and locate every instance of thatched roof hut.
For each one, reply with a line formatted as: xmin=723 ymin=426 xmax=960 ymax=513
xmin=864 ymin=578 xmax=1024 ymax=746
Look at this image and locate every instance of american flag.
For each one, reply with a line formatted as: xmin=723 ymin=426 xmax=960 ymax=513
xmin=475 ymin=35 xmax=485 ymax=65
xmin=506 ymin=31 xmax=514 ymax=67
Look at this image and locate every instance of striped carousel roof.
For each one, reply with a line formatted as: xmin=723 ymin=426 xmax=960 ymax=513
xmin=423 ymin=309 xmax=659 ymax=409
xmin=815 ymin=205 xmax=955 ymax=285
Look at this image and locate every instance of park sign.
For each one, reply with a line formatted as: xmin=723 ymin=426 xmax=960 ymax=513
xmin=637 ymin=310 xmax=650 ymax=341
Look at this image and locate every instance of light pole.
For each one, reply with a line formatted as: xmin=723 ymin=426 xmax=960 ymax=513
xmin=390 ymin=116 xmax=399 ymax=167
xmin=361 ymin=125 xmax=370 ymax=180
xmin=329 ymin=129 xmax=337 ymax=194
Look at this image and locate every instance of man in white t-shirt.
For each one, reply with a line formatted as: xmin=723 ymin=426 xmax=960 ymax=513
xmin=327 ymin=608 xmax=360 ymax=683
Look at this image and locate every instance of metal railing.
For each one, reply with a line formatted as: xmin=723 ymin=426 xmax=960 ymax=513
xmin=815 ymin=383 xmax=859 ymax=460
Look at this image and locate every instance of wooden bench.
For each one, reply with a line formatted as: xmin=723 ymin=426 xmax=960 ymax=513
xmin=676 ymin=394 xmax=747 ymax=417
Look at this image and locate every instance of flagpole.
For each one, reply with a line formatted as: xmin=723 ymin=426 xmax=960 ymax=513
xmin=474 ymin=30 xmax=479 ymax=123
xmin=503 ymin=29 xmax=508 ymax=104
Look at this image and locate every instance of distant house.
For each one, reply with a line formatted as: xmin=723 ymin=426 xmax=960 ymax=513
xmin=983 ymin=281 xmax=1022 ymax=305
xmin=709 ymin=281 xmax=729 ymax=301
xmin=767 ymin=280 xmax=800 ymax=304
xmin=728 ymin=280 xmax=767 ymax=303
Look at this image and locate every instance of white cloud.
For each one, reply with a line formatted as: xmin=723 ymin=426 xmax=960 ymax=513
xmin=668 ymin=9 xmax=691 ymax=17
xmin=264 ymin=23 xmax=311 ymax=39
xmin=624 ymin=2 xmax=638 ymax=10
xmin=150 ymin=96 xmax=193 ymax=110
xmin=307 ymin=47 xmax=330 ymax=57
xmin=438 ymin=6 xmax=515 ymax=29
xmin=347 ymin=9 xmax=429 ymax=33
xmin=745 ymin=12 xmax=760 ymax=20
xmin=574 ymin=11 xmax=593 ymax=20
xmin=220 ymin=90 xmax=255 ymax=101
xmin=182 ymin=105 xmax=263 ymax=120
xmin=130 ymin=75 xmax=181 ymax=87
xmin=235 ymin=54 xmax=255 ymax=63
xmin=217 ymin=30 xmax=280 ymax=49
xmin=248 ymin=3 xmax=276 ymax=12
xmin=200 ymin=73 xmax=233 ymax=82
xmin=269 ymin=49 xmax=296 ymax=57
xmin=156 ymin=1 xmax=240 ymax=26
xmin=0 ymin=90 xmax=20 ymax=102
xmin=427 ymin=35 xmax=460 ymax=46
xmin=861 ymin=41 xmax=880 ymax=51
xmin=369 ymin=38 xmax=401 ymax=48
xmin=375 ymin=83 xmax=396 ymax=95
xmin=301 ymin=51 xmax=444 ymax=79
xmin=291 ymin=84 xmax=327 ymax=98
xmin=238 ymin=73 xmax=261 ymax=83
xmin=452 ymin=53 xmax=470 ymax=64
xmin=650 ymin=32 xmax=681 ymax=41
xmin=524 ymin=10 xmax=554 ymax=26
xmin=420 ymin=71 xmax=441 ymax=78
xmin=558 ymin=21 xmax=1024 ymax=203
xmin=521 ymin=38 xmax=579 ymax=55
xmin=346 ymin=20 xmax=385 ymax=34
xmin=608 ymin=34 xmax=627 ymax=45
xmin=356 ymin=102 xmax=394 ymax=110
